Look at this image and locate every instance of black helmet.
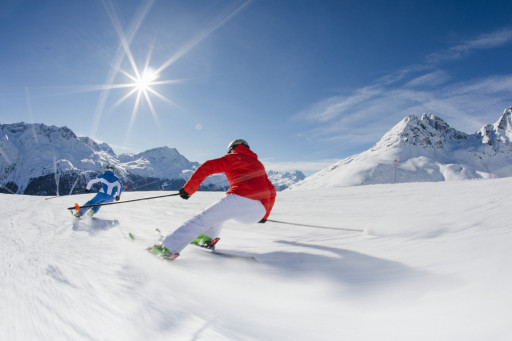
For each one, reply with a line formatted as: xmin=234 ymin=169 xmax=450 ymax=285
xmin=227 ymin=139 xmax=249 ymax=153
xmin=105 ymin=165 xmax=114 ymax=171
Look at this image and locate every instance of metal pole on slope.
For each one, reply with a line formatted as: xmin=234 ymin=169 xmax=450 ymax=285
xmin=67 ymin=192 xmax=181 ymax=211
xmin=46 ymin=172 xmax=84 ymax=199
xmin=266 ymin=219 xmax=365 ymax=233
xmin=394 ymin=159 xmax=398 ymax=183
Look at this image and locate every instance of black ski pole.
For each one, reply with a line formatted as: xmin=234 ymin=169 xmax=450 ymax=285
xmin=266 ymin=219 xmax=365 ymax=232
xmin=68 ymin=192 xmax=180 ymax=211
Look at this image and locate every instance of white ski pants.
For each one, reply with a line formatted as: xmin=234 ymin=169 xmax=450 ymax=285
xmin=163 ymin=193 xmax=266 ymax=254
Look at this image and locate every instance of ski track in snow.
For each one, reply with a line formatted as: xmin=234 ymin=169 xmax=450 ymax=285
xmin=1 ymin=178 xmax=512 ymax=340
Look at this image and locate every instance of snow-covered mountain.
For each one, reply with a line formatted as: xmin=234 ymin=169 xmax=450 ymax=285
xmin=0 ymin=123 xmax=117 ymax=195
xmin=0 ymin=122 xmax=301 ymax=195
xmin=292 ymin=106 xmax=512 ymax=189
xmin=118 ymin=147 xmax=229 ymax=192
xmin=118 ymin=147 xmax=197 ymax=179
xmin=267 ymin=170 xmax=306 ymax=190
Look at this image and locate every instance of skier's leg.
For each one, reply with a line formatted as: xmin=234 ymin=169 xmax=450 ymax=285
xmin=201 ymin=223 xmax=223 ymax=240
xmin=79 ymin=194 xmax=100 ymax=216
xmin=207 ymin=195 xmax=265 ymax=240
xmin=163 ymin=194 xmax=265 ymax=253
xmin=90 ymin=193 xmax=114 ymax=214
xmin=231 ymin=196 xmax=266 ymax=224
xmin=163 ymin=201 xmax=228 ymax=253
xmin=79 ymin=193 xmax=113 ymax=216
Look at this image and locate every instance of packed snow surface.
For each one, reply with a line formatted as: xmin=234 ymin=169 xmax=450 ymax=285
xmin=2 ymin=178 xmax=512 ymax=340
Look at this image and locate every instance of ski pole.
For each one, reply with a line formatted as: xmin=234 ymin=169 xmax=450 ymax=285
xmin=68 ymin=192 xmax=180 ymax=211
xmin=266 ymin=219 xmax=365 ymax=232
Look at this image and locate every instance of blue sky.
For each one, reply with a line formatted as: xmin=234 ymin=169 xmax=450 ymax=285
xmin=1 ymin=0 xmax=512 ymax=174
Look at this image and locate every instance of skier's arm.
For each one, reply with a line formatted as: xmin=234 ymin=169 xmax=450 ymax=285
xmin=86 ymin=178 xmax=101 ymax=191
xmin=114 ymin=180 xmax=122 ymax=198
xmin=182 ymin=157 xmax=229 ymax=196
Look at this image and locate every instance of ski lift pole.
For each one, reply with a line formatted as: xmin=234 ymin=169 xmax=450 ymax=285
xmin=394 ymin=159 xmax=398 ymax=183
xmin=45 ymin=196 xmax=60 ymax=200
xmin=68 ymin=192 xmax=181 ymax=211
xmin=265 ymin=219 xmax=365 ymax=232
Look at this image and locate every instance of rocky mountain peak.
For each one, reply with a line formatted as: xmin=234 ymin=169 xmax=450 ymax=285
xmin=478 ymin=106 xmax=512 ymax=146
xmin=374 ymin=113 xmax=467 ymax=151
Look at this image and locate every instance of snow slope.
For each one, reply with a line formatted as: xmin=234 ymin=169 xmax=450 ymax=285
xmin=2 ymin=178 xmax=512 ymax=340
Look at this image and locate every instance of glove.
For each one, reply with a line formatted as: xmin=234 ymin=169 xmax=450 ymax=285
xmin=85 ymin=189 xmax=91 ymax=193
xmin=115 ymin=196 xmax=120 ymax=201
xmin=258 ymin=219 xmax=267 ymax=224
xmin=179 ymin=188 xmax=190 ymax=200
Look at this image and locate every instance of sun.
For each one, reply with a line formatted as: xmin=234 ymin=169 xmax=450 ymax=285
xmin=88 ymin=0 xmax=254 ymax=140
xmin=108 ymin=43 xmax=183 ymax=131
xmin=134 ymin=68 xmax=159 ymax=91
xmin=111 ymin=62 xmax=180 ymax=138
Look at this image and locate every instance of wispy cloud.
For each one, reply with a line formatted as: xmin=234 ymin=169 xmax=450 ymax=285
xmin=404 ymin=70 xmax=450 ymax=88
xmin=426 ymin=28 xmax=512 ymax=65
xmin=296 ymin=85 xmax=382 ymax=123
xmin=295 ymin=27 xmax=512 ymax=146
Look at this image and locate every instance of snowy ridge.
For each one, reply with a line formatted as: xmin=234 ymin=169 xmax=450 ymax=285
xmin=267 ymin=170 xmax=306 ymax=190
xmin=292 ymin=106 xmax=512 ymax=189
xmin=0 ymin=123 xmax=117 ymax=193
xmin=478 ymin=106 xmax=512 ymax=146
xmin=0 ymin=122 xmax=301 ymax=195
xmin=0 ymin=123 xmax=207 ymax=194
xmin=118 ymin=147 xmax=199 ymax=179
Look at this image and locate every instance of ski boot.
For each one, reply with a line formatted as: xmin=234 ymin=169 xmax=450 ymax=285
xmin=191 ymin=234 xmax=220 ymax=250
xmin=148 ymin=244 xmax=179 ymax=261
xmin=203 ymin=238 xmax=220 ymax=250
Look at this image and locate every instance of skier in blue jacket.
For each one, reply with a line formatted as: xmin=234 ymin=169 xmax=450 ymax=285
xmin=74 ymin=165 xmax=122 ymax=217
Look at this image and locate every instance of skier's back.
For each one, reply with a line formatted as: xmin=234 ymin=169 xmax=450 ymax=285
xmin=74 ymin=166 xmax=122 ymax=217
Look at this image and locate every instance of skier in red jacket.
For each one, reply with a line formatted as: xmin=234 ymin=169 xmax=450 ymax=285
xmin=151 ymin=139 xmax=276 ymax=260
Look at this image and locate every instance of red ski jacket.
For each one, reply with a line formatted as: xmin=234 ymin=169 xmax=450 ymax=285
xmin=182 ymin=145 xmax=276 ymax=219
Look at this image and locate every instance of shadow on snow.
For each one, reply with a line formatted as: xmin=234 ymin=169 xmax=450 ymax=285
xmin=72 ymin=217 xmax=120 ymax=235
xmin=253 ymin=241 xmax=459 ymax=297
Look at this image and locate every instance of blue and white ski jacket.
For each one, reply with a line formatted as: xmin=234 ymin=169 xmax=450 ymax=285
xmin=86 ymin=170 xmax=123 ymax=198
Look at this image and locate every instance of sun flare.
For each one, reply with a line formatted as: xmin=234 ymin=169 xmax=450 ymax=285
xmin=134 ymin=68 xmax=159 ymax=91
xmin=111 ymin=60 xmax=181 ymax=139
xmin=89 ymin=0 xmax=253 ymax=140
